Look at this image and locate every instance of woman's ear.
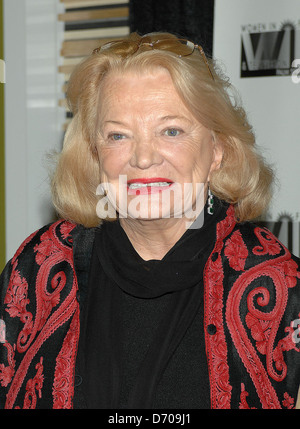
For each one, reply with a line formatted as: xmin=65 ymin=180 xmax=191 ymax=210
xmin=209 ymin=133 xmax=223 ymax=179
xmin=213 ymin=140 xmax=224 ymax=170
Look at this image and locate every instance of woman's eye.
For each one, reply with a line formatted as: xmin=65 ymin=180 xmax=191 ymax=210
xmin=164 ymin=128 xmax=181 ymax=137
xmin=108 ymin=133 xmax=125 ymax=141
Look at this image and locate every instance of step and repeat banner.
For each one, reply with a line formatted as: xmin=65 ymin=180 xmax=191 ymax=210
xmin=214 ymin=0 xmax=300 ymax=256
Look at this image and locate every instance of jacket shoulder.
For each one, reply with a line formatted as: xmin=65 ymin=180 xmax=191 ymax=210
xmin=0 ymin=220 xmax=77 ymax=313
xmin=0 ymin=219 xmax=81 ymax=408
xmin=12 ymin=220 xmax=77 ymax=264
xmin=221 ymin=220 xmax=300 ymax=270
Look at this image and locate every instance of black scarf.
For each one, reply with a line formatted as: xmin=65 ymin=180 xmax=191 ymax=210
xmin=75 ymin=199 xmax=226 ymax=408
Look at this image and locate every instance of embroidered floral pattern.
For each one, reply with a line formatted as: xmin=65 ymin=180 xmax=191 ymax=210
xmin=245 ymin=260 xmax=299 ymax=383
xmin=224 ymin=230 xmax=248 ymax=271
xmin=34 ymin=229 xmax=62 ymax=266
xmin=245 ymin=313 xmax=271 ymax=355
xmin=4 ymin=270 xmax=30 ymax=320
xmin=53 ymin=308 xmax=80 ymax=409
xmin=204 ymin=205 xmax=236 ymax=409
xmin=4 ymin=270 xmax=33 ymax=352
xmin=2 ymin=221 xmax=79 ymax=409
xmin=0 ymin=343 xmax=16 ymax=387
xmin=282 ymin=392 xmax=294 ymax=409
xmin=276 ymin=259 xmax=300 ymax=288
xmin=239 ymin=383 xmax=256 ymax=409
xmin=272 ymin=318 xmax=300 ymax=381
xmin=60 ymin=222 xmax=75 ymax=242
xmin=227 ymin=271 xmax=283 ymax=407
xmin=253 ymin=228 xmax=282 ymax=256
xmin=22 ymin=357 xmax=44 ymax=409
xmin=226 ymin=226 xmax=300 ymax=409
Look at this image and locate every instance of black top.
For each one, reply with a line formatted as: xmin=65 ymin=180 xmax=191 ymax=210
xmin=74 ymin=200 xmax=226 ymax=409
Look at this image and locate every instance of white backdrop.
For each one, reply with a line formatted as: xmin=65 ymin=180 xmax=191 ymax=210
xmin=214 ymin=0 xmax=300 ymax=256
xmin=4 ymin=0 xmax=65 ymax=261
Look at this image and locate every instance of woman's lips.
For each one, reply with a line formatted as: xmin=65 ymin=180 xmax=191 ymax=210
xmin=127 ymin=178 xmax=174 ymax=195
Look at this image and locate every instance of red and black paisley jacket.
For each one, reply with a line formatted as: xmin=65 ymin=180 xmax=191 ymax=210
xmin=0 ymin=205 xmax=299 ymax=409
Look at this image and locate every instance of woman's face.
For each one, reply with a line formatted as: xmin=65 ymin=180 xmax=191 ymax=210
xmin=96 ymin=68 xmax=222 ymax=223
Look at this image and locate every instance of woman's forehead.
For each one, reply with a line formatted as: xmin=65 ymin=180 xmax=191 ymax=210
xmin=101 ymin=66 xmax=172 ymax=89
xmin=98 ymin=70 xmax=193 ymax=121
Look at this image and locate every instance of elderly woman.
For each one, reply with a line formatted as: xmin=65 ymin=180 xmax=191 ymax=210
xmin=0 ymin=32 xmax=299 ymax=410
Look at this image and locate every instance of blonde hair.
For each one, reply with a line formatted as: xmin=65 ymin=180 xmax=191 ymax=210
xmin=51 ymin=32 xmax=273 ymax=227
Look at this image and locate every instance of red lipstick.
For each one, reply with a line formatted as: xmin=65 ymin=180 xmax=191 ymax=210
xmin=127 ymin=177 xmax=173 ymax=185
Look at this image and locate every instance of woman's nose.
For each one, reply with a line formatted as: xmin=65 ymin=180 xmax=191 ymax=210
xmin=129 ymin=137 xmax=163 ymax=169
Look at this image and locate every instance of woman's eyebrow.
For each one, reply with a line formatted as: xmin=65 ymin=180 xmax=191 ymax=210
xmin=159 ymin=115 xmax=191 ymax=122
xmin=103 ymin=120 xmax=126 ymax=125
xmin=103 ymin=116 xmax=191 ymax=125
xmin=101 ymin=115 xmax=193 ymax=129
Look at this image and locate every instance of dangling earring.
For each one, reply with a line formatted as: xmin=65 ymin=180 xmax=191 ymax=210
xmin=207 ymin=187 xmax=214 ymax=215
